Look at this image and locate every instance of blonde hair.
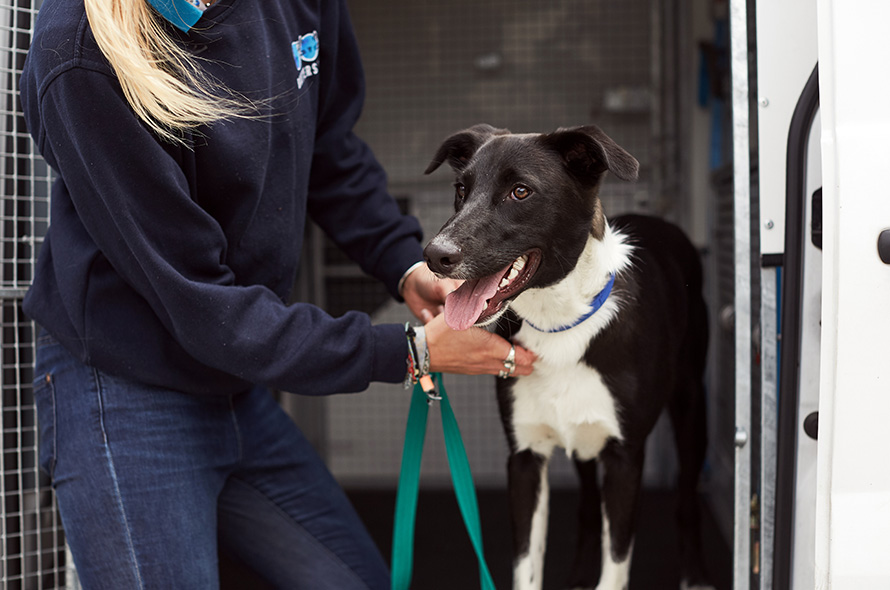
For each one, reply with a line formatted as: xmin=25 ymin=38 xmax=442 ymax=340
xmin=83 ymin=0 xmax=257 ymax=143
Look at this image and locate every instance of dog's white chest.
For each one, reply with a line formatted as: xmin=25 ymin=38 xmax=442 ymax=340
xmin=510 ymin=360 xmax=622 ymax=461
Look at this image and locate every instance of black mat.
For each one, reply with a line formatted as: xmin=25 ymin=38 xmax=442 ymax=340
xmin=220 ymin=488 xmax=732 ymax=589
xmin=350 ymin=488 xmax=731 ymax=590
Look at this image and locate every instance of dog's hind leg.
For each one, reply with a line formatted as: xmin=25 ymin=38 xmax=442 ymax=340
xmin=508 ymin=449 xmax=550 ymax=590
xmin=565 ymin=458 xmax=602 ymax=590
xmin=669 ymin=378 xmax=715 ymax=590
xmin=594 ymin=444 xmax=645 ymax=590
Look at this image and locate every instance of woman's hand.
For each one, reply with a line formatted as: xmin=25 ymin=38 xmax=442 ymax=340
xmin=422 ymin=311 xmax=535 ymax=377
xmin=401 ymin=263 xmax=461 ymax=321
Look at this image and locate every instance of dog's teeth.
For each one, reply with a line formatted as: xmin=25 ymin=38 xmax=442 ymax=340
xmin=498 ymin=256 xmax=528 ymax=291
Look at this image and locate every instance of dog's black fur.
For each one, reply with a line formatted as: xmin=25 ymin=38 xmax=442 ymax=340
xmin=423 ymin=124 xmax=711 ymax=590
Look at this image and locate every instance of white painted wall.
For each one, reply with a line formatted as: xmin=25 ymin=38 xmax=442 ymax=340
xmin=755 ymin=0 xmax=819 ymax=256
xmin=816 ymin=0 xmax=890 ymax=587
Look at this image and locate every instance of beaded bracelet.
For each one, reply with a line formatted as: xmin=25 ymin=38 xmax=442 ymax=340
xmin=405 ymin=323 xmax=439 ymax=401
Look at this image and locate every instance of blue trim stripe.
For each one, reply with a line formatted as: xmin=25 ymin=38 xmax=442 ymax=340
xmin=146 ymin=0 xmax=203 ymax=33
xmin=524 ymin=273 xmax=616 ymax=333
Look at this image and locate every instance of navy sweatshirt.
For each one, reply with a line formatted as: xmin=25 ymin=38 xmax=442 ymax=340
xmin=20 ymin=0 xmax=424 ymax=395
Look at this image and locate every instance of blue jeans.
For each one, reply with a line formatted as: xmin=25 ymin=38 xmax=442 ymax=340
xmin=33 ymin=333 xmax=389 ymax=590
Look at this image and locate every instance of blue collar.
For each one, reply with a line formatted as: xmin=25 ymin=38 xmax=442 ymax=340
xmin=147 ymin=0 xmax=204 ymax=33
xmin=524 ymin=273 xmax=616 ymax=333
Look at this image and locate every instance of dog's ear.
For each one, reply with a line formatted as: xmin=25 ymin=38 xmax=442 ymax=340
xmin=424 ymin=124 xmax=510 ymax=174
xmin=540 ymin=125 xmax=640 ymax=182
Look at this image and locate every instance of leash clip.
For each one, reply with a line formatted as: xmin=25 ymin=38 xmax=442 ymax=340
xmin=419 ymin=374 xmax=441 ymax=404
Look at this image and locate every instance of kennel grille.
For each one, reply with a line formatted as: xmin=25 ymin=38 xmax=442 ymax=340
xmin=327 ymin=0 xmax=657 ymax=488
xmin=0 ymin=0 xmax=78 ymax=587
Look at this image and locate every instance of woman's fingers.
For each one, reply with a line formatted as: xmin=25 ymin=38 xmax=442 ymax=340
xmin=401 ymin=263 xmax=461 ymax=321
xmin=423 ymin=313 xmax=535 ymax=377
xmin=508 ymin=341 xmax=536 ymax=377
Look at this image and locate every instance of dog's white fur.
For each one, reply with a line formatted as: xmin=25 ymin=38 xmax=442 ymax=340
xmin=514 ymin=459 xmax=550 ymax=590
xmin=511 ymin=221 xmax=634 ymax=364
xmin=504 ymin=222 xmax=640 ymax=590
xmin=509 ymin=221 xmax=633 ymax=460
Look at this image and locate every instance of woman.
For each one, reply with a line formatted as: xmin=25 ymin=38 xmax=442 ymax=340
xmin=20 ymin=0 xmax=534 ymax=586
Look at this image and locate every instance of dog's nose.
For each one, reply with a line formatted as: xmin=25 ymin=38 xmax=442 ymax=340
xmin=424 ymin=239 xmax=463 ymax=275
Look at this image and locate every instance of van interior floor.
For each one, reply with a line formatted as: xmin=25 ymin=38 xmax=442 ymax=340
xmin=220 ymin=488 xmax=732 ymax=589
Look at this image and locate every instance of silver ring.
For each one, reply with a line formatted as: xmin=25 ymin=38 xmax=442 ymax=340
xmin=499 ymin=344 xmax=516 ymax=379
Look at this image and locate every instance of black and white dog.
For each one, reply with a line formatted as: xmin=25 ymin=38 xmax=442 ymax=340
xmin=423 ymin=125 xmax=713 ymax=590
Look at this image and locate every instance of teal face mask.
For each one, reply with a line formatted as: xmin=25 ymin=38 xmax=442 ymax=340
xmin=146 ymin=0 xmax=204 ymax=33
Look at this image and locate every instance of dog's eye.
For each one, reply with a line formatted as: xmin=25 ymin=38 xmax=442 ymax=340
xmin=455 ymin=184 xmax=467 ymax=200
xmin=511 ymin=185 xmax=531 ymax=200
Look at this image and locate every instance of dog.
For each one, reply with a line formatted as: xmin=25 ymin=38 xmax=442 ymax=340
xmin=422 ymin=124 xmax=713 ymax=590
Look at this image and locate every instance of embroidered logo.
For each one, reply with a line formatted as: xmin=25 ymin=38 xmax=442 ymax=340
xmin=292 ymin=31 xmax=319 ymax=89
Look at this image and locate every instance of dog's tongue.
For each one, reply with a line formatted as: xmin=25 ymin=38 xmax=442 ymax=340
xmin=444 ymin=268 xmax=508 ymax=330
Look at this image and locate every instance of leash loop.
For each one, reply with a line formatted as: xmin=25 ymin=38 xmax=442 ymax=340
xmin=391 ymin=374 xmax=496 ymax=590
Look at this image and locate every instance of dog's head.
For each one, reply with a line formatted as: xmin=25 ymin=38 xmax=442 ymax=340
xmin=423 ymin=124 xmax=638 ymax=330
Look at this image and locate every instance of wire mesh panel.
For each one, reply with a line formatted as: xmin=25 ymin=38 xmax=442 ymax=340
xmin=1 ymin=1 xmax=50 ymax=294
xmin=0 ymin=0 xmax=75 ymax=587
xmin=327 ymin=0 xmax=658 ymax=489
xmin=1 ymin=301 xmax=67 ymax=590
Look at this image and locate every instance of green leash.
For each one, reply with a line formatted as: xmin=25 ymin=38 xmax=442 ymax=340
xmin=391 ymin=373 xmax=496 ymax=590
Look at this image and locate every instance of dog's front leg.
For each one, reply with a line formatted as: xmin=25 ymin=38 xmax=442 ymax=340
xmin=565 ymin=458 xmax=603 ymax=589
xmin=508 ymin=449 xmax=550 ymax=590
xmin=595 ymin=444 xmax=645 ymax=590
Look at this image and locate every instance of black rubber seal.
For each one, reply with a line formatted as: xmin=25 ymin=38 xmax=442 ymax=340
xmin=774 ymin=63 xmax=820 ymax=590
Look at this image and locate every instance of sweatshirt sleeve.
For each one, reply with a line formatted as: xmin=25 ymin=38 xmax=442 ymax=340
xmin=33 ymin=64 xmax=408 ymax=395
xmin=305 ymin=0 xmax=424 ymax=300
